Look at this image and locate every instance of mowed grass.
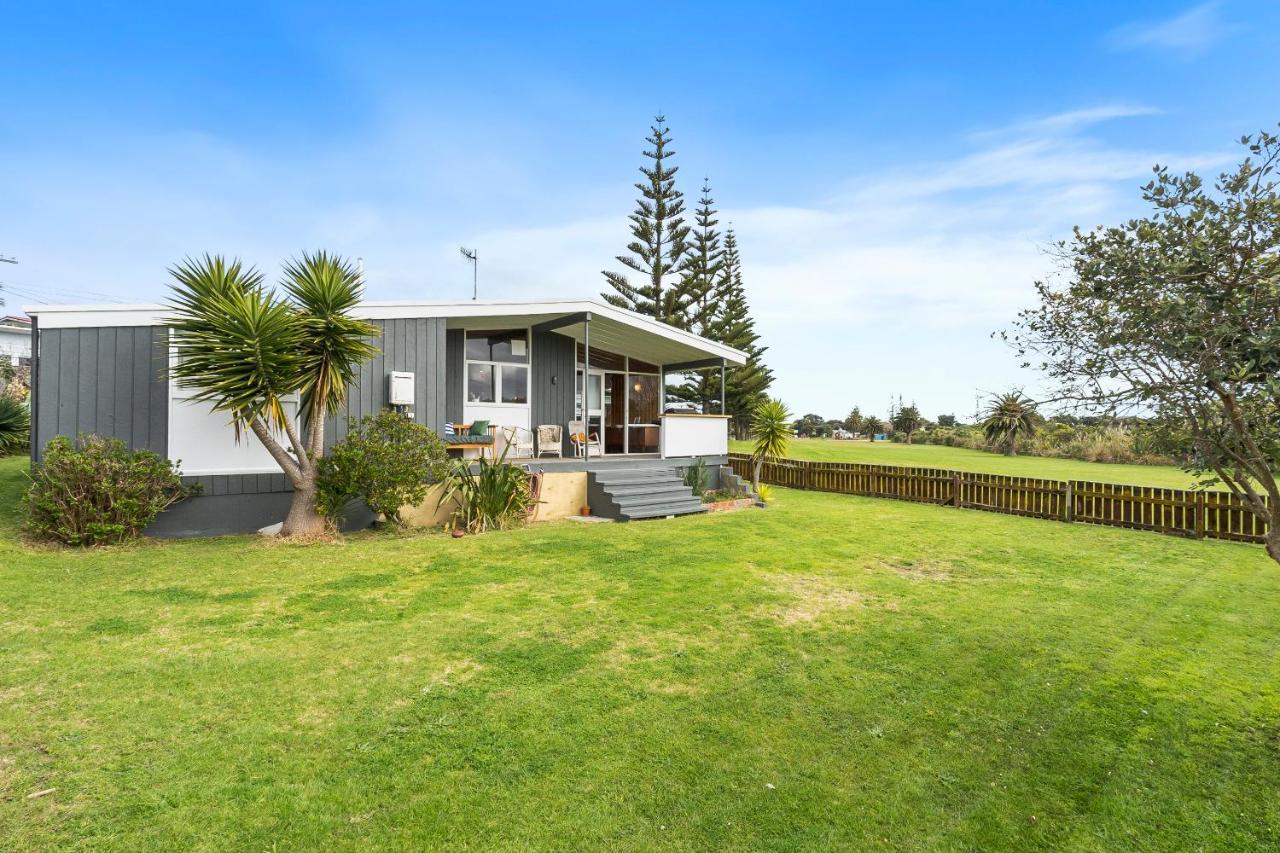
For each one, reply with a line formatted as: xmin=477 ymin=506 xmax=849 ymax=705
xmin=731 ymin=438 xmax=1208 ymax=489
xmin=1 ymin=455 xmax=1279 ymax=850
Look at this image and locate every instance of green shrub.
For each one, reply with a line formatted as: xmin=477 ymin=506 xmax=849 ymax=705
xmin=24 ymin=435 xmax=196 ymax=546
xmin=437 ymin=445 xmax=535 ymax=533
xmin=316 ymin=411 xmax=449 ymax=525
xmin=682 ymin=458 xmax=709 ymax=497
xmin=0 ymin=395 xmax=30 ymax=455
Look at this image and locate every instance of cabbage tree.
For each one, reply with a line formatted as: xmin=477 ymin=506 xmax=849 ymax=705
xmin=982 ymin=392 xmax=1038 ymax=456
xmin=167 ymin=253 xmax=378 ymax=536
xmin=749 ymin=397 xmax=792 ymax=491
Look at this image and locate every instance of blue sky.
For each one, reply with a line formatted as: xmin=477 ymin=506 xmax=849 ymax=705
xmin=3 ymin=1 xmax=1278 ymax=420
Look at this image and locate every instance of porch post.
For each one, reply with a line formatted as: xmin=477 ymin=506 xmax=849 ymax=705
xmin=720 ymin=360 xmax=726 ymax=415
xmin=583 ymin=314 xmax=591 ymax=460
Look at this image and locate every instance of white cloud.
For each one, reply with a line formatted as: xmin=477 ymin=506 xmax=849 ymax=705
xmin=1107 ymin=2 xmax=1233 ymax=56
xmin=0 ymin=104 xmax=1232 ymax=418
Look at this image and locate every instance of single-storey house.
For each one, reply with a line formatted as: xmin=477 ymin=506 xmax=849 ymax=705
xmin=0 ymin=315 xmax=32 ymax=368
xmin=25 ymin=298 xmax=747 ymax=536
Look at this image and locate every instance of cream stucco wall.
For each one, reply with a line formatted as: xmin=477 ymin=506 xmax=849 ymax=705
xmin=531 ymin=472 xmax=587 ymax=522
xmin=399 ymin=472 xmax=587 ymax=528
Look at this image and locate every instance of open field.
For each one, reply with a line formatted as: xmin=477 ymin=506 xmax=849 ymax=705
xmin=731 ymin=438 xmax=1208 ymax=489
xmin=1 ymin=454 xmax=1278 ymax=849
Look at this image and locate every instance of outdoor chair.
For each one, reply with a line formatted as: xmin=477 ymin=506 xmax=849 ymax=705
xmin=568 ymin=419 xmax=602 ymax=458
xmin=502 ymin=425 xmax=535 ymax=459
xmin=536 ymin=424 xmax=563 ymax=458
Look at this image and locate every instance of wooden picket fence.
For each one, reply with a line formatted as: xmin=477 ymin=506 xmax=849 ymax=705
xmin=727 ymin=454 xmax=1271 ymax=546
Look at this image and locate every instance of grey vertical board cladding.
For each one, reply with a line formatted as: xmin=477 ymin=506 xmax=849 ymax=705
xmin=324 ymin=317 xmax=449 ymax=449
xmin=32 ymin=325 xmax=168 ymax=462
xmin=445 ymin=328 xmax=464 ymax=424
xmin=532 ymin=329 xmax=576 ymax=455
xmin=27 ymin=317 xmax=37 ymax=462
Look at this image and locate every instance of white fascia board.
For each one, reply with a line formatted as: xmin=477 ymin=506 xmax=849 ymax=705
xmin=357 ymin=299 xmax=747 ymax=365
xmin=25 ymin=297 xmax=748 ymax=364
xmin=23 ymin=304 xmax=169 ymax=328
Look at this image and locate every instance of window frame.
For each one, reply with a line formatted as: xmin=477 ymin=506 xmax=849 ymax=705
xmin=464 ymin=328 xmax=531 ymax=408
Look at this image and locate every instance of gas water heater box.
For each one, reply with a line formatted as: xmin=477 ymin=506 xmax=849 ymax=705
xmin=388 ymin=371 xmax=415 ymax=406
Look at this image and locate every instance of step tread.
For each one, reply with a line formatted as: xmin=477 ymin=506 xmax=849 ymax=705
xmin=620 ymin=503 xmax=707 ymax=519
xmin=599 ymin=481 xmax=691 ymax=494
xmin=591 ymin=469 xmax=681 ymax=482
xmin=614 ymin=492 xmax=706 ymax=508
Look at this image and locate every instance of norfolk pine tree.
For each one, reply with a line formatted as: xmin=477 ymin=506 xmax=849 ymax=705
xmin=601 ymin=115 xmax=691 ymax=326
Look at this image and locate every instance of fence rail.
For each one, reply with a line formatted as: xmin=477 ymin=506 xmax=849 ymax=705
xmin=727 ymin=454 xmax=1270 ymax=546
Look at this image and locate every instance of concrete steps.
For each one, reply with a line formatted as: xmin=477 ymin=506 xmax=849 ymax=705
xmin=587 ymin=468 xmax=707 ymax=521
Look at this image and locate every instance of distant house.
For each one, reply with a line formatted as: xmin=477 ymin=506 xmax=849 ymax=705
xmin=26 ymin=298 xmax=746 ymax=535
xmin=832 ymin=428 xmax=854 ymax=440
xmin=0 ymin=315 xmax=31 ymax=367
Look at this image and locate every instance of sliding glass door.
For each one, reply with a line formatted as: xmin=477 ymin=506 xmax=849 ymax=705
xmin=575 ymin=351 xmax=662 ymax=454
xmin=627 ymin=373 xmax=660 ymax=453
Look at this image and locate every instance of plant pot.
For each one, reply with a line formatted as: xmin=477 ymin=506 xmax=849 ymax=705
xmin=451 ymin=528 xmax=466 ymax=539
xmin=580 ymin=505 xmax=591 ymax=516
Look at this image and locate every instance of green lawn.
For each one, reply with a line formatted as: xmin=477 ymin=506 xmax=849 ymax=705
xmin=731 ymin=438 xmax=1208 ymax=489
xmin=2 ymin=454 xmax=1278 ymax=850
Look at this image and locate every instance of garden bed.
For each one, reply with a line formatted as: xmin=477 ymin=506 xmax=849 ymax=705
xmin=703 ymin=495 xmax=757 ymax=513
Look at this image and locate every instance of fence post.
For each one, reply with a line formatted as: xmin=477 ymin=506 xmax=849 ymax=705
xmin=1194 ymin=491 xmax=1206 ymax=539
xmin=1063 ymin=483 xmax=1073 ymax=523
xmin=952 ymin=472 xmax=962 ymax=508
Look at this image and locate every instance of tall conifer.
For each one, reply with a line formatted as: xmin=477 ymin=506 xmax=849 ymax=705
xmin=681 ymin=179 xmax=724 ymax=335
xmin=601 ymin=116 xmax=690 ymax=326
xmin=709 ymin=228 xmax=773 ymax=436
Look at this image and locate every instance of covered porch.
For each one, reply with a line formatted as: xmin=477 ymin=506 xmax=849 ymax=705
xmin=440 ymin=302 xmax=745 ymax=462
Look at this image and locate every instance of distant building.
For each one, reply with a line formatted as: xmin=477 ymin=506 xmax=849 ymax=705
xmin=0 ymin=315 xmax=32 ymax=367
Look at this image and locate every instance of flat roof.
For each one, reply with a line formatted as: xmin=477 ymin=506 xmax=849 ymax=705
xmin=25 ymin=297 xmax=747 ymax=366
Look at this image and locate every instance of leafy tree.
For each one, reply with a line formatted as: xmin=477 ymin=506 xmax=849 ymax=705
xmin=168 ymin=253 xmax=379 ymax=536
xmin=891 ymin=404 xmax=923 ymax=444
xmin=750 ymin=397 xmax=792 ymax=491
xmin=794 ymin=413 xmax=828 ymax=437
xmin=601 ymin=115 xmax=690 ymax=326
xmin=937 ymin=413 xmax=957 ymax=428
xmin=844 ymin=406 xmax=863 ymax=433
xmin=982 ymin=391 xmax=1038 ymax=456
xmin=317 ymin=411 xmax=450 ymax=525
xmin=1011 ymin=128 xmax=1280 ymax=563
xmin=862 ymin=416 xmax=883 ymax=438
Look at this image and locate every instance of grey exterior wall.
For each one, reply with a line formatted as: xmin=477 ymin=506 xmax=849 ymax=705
xmin=326 ymin=317 xmax=448 ymax=447
xmin=444 ymin=328 xmax=463 ymax=424
xmin=32 ymin=325 xmax=168 ymax=463
xmin=531 ymin=329 xmax=576 ymax=456
xmin=32 ymin=317 xmax=447 ymax=537
xmin=447 ymin=328 xmax=576 ymax=455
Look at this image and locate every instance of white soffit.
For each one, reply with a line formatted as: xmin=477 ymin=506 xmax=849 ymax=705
xmin=24 ymin=298 xmax=747 ymax=365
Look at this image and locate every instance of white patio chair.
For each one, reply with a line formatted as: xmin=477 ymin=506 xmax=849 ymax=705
xmin=502 ymin=426 xmax=535 ymax=459
xmin=568 ymin=420 xmax=602 ymax=458
xmin=536 ymin=424 xmax=563 ymax=458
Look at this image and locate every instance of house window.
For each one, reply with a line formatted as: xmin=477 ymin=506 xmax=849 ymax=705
xmin=466 ymin=330 xmax=529 ymax=405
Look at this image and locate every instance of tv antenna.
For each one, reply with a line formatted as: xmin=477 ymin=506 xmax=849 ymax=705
xmin=459 ymin=247 xmax=477 ymax=300
xmin=0 ymin=255 xmax=16 ymax=265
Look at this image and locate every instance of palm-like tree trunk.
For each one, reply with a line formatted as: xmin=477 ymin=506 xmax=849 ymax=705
xmin=249 ymin=415 xmax=328 ymax=536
